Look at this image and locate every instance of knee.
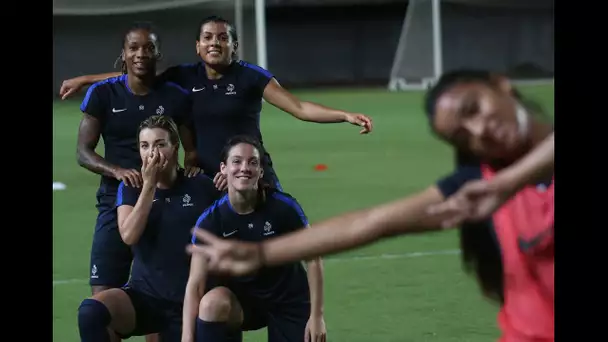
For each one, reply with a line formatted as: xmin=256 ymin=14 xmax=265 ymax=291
xmin=78 ymin=298 xmax=111 ymax=330
xmin=199 ymin=287 xmax=234 ymax=321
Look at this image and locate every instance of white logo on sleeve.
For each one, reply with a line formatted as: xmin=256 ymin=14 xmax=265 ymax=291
xmin=91 ymin=264 xmax=98 ymax=279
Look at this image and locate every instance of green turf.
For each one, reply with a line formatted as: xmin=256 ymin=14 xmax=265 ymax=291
xmin=53 ymin=85 xmax=554 ymax=342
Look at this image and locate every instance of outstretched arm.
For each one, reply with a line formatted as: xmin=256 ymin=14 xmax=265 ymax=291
xmin=263 ymin=79 xmax=373 ymax=133
xmin=261 ymin=186 xmax=445 ymax=265
xmin=190 ymin=185 xmax=449 ymax=276
xmin=60 ymin=73 xmax=122 ymax=100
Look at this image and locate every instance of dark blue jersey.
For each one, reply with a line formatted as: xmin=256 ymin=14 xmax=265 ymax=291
xmin=81 ymin=74 xmax=191 ymax=193
xmin=158 ymin=61 xmax=274 ymax=176
xmin=116 ymin=170 xmax=220 ymax=303
xmin=193 ymin=189 xmax=310 ymax=304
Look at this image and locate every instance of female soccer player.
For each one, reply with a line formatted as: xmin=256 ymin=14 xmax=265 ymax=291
xmin=183 ymin=135 xmax=326 ymax=342
xmin=60 ymin=15 xmax=373 ymax=191
xmin=189 ymin=70 xmax=554 ymax=342
xmin=78 ymin=22 xmax=199 ymax=297
xmin=77 ymin=115 xmax=220 ymax=342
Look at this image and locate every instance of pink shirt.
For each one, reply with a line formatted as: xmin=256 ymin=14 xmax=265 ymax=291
xmin=481 ymin=165 xmax=554 ymax=342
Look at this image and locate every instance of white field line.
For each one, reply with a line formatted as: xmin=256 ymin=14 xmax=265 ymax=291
xmin=52 ymin=249 xmax=461 ymax=287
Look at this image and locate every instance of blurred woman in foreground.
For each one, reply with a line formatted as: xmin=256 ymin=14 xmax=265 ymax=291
xmin=189 ymin=70 xmax=555 ymax=342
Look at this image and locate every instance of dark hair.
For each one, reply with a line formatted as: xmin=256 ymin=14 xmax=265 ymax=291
xmin=220 ymin=135 xmax=265 ymax=164
xmin=114 ymin=21 xmax=161 ymax=74
xmin=196 ymin=15 xmax=239 ymax=60
xmin=220 ymin=135 xmax=272 ymax=194
xmin=196 ymin=16 xmax=238 ymax=42
xmin=137 ymin=115 xmax=180 ymax=147
xmin=424 ymin=69 xmax=546 ymax=122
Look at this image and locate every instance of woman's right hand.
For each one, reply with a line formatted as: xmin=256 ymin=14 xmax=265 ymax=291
xmin=187 ymin=229 xmax=264 ymax=277
xmin=59 ymin=76 xmax=88 ymax=100
xmin=142 ymin=148 xmax=167 ymax=186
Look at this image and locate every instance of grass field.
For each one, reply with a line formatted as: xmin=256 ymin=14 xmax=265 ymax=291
xmin=53 ymin=85 xmax=554 ymax=342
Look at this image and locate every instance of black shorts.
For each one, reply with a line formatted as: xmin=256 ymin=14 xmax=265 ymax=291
xmin=236 ymin=292 xmax=310 ymax=342
xmin=120 ymin=286 xmax=182 ymax=341
xmin=89 ymin=190 xmax=133 ymax=287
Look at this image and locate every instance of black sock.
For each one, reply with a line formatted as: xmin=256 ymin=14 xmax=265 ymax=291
xmin=77 ymin=298 xmax=112 ymax=342
xmin=195 ymin=318 xmax=242 ymax=342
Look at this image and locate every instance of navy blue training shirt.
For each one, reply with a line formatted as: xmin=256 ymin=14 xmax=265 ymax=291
xmin=157 ymin=60 xmax=275 ymax=176
xmin=116 ymin=170 xmax=220 ymax=302
xmin=193 ymin=189 xmax=310 ymax=304
xmin=80 ymin=74 xmax=191 ymax=193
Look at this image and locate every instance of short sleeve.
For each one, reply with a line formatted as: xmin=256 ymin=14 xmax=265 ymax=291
xmin=239 ymin=61 xmax=274 ymax=96
xmin=272 ymin=192 xmax=309 ymax=232
xmin=192 ymin=201 xmax=222 ymax=244
xmin=435 ymin=165 xmax=482 ymax=198
xmin=80 ymin=82 xmax=106 ymax=120
xmin=116 ymin=182 xmax=140 ymax=207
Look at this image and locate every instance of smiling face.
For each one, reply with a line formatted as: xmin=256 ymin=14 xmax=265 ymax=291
xmin=123 ymin=28 xmax=160 ymax=77
xmin=196 ymin=21 xmax=237 ymax=66
xmin=221 ymin=142 xmax=264 ymax=192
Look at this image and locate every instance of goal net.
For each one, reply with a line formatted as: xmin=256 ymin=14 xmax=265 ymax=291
xmin=388 ymin=0 xmax=554 ymax=91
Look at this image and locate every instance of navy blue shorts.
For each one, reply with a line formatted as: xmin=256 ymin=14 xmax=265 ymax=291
xmin=239 ymin=295 xmax=309 ymax=342
xmin=119 ymin=286 xmax=182 ymax=341
xmin=89 ymin=190 xmax=133 ymax=287
xmin=205 ymin=281 xmax=310 ymax=342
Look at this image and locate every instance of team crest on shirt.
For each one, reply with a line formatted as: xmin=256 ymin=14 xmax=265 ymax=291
xmin=139 ymin=105 xmax=145 ymax=111
xmin=225 ymin=83 xmax=236 ymax=95
xmin=182 ymin=194 xmax=194 ymax=207
xmin=156 ymin=105 xmax=165 ymax=115
xmin=263 ymin=221 xmax=274 ymax=236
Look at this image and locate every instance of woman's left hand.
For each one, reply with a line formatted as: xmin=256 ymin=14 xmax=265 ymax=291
xmin=304 ymin=314 xmax=327 ymax=342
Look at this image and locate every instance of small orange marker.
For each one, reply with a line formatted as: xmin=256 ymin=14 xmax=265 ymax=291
xmin=314 ymin=164 xmax=328 ymax=171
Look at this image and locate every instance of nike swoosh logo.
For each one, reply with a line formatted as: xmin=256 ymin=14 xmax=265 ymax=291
xmin=153 ymin=198 xmax=160 ymax=202
xmin=518 ymin=225 xmax=553 ymax=252
xmin=112 ymin=108 xmax=127 ymax=113
xmin=223 ymin=230 xmax=238 ymax=237
xmin=192 ymin=87 xmax=205 ymax=92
